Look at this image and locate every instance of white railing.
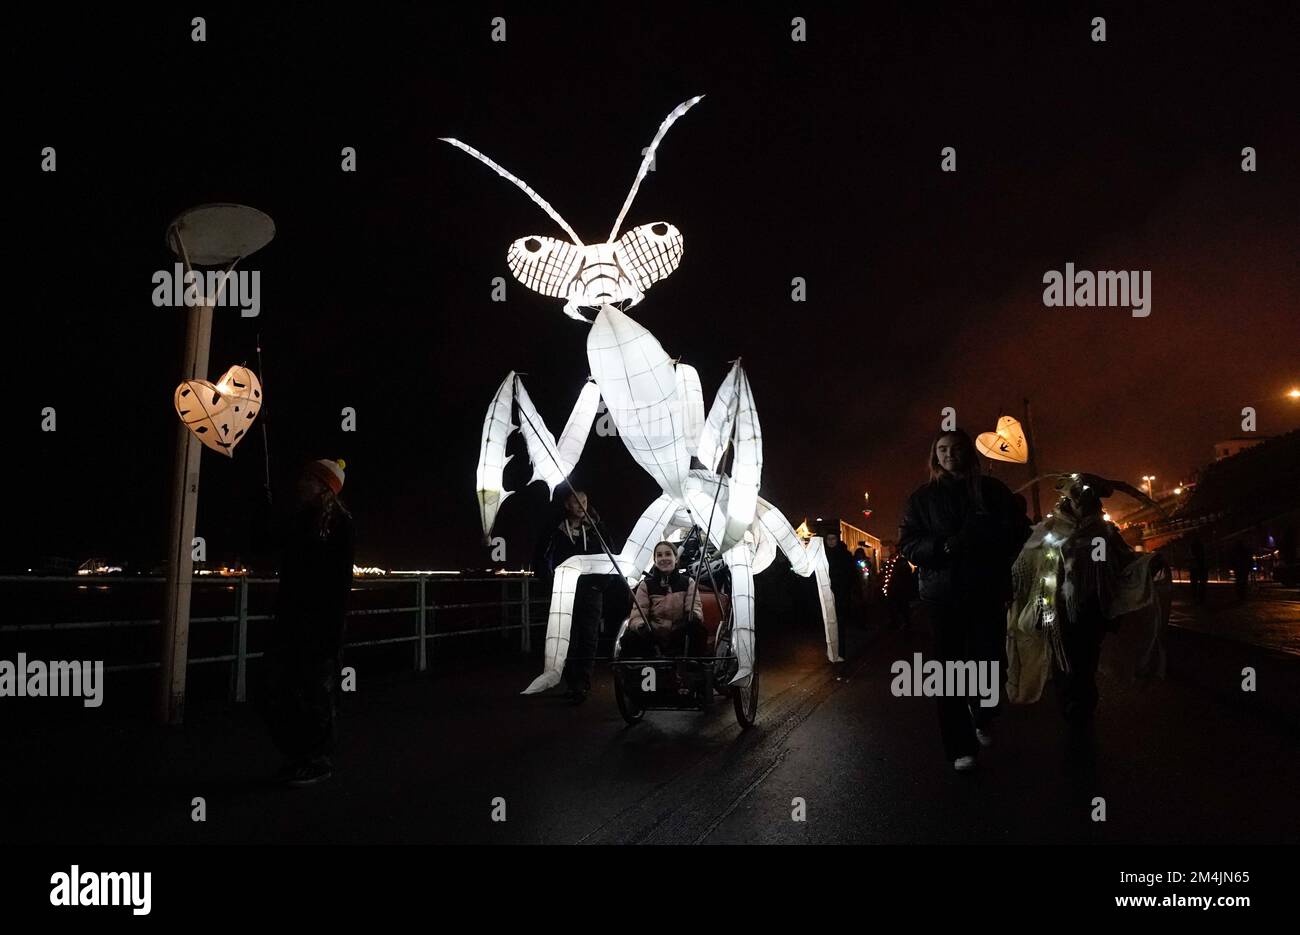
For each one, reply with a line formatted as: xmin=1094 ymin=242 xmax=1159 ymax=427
xmin=0 ymin=575 xmax=547 ymax=702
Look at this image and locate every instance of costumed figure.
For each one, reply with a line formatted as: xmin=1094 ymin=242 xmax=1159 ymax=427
xmin=442 ymin=96 xmax=841 ymax=696
xmin=1006 ymin=473 xmax=1172 ymax=717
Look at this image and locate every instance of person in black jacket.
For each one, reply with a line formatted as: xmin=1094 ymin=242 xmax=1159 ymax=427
xmin=898 ymin=429 xmax=1030 ymax=772
xmin=825 ymin=531 xmax=860 ymax=660
xmin=264 ymin=458 xmax=355 ymax=787
xmin=531 ymin=487 xmax=614 ymax=702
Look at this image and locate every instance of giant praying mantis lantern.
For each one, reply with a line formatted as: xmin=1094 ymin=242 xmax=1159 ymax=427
xmin=442 ymin=96 xmax=840 ymax=695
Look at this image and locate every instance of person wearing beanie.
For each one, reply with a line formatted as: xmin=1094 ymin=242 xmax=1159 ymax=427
xmin=264 ymin=458 xmax=355 ymax=786
xmin=303 ymin=458 xmax=343 ymax=493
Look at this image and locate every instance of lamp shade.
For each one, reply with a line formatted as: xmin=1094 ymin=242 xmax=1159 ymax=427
xmin=976 ymin=415 xmax=1029 ymax=463
xmin=173 ymin=365 xmax=262 ymax=457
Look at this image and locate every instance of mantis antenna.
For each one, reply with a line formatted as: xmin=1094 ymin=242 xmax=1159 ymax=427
xmin=439 ymin=137 xmax=585 ymax=246
xmin=607 ymin=95 xmax=704 ymax=243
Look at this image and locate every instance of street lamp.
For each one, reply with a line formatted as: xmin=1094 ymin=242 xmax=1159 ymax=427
xmin=1142 ymin=475 xmax=1156 ymax=497
xmin=158 ymin=204 xmax=275 ymax=727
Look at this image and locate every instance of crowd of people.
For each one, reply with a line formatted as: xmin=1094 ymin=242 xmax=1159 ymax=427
xmin=259 ymin=426 xmax=1152 ymax=785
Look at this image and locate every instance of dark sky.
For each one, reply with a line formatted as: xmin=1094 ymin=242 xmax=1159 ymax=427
xmin=8 ymin=3 xmax=1298 ymax=572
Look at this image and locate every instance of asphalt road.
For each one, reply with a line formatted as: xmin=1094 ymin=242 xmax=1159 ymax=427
xmin=1169 ymin=580 xmax=1300 ymax=656
xmin=4 ymin=598 xmax=1297 ymax=844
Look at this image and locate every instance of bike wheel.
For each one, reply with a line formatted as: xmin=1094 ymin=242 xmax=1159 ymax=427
xmin=731 ymin=657 xmax=759 ymax=729
xmin=613 ymin=665 xmax=645 ymax=726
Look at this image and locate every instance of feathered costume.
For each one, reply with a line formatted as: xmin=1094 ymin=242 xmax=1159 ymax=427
xmin=1006 ymin=474 xmax=1171 ymax=704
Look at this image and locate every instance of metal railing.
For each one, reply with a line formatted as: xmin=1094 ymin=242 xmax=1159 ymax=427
xmin=0 ymin=575 xmax=548 ymax=702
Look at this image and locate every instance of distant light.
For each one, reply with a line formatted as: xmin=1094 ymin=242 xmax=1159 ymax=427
xmin=1173 ymin=487 xmax=1183 ymax=495
xmin=1288 ymin=388 xmax=1300 ymax=399
xmin=1102 ymin=512 xmax=1111 ymax=522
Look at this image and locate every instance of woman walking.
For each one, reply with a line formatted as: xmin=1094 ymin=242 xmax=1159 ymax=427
xmin=899 ymin=430 xmax=1030 ymax=772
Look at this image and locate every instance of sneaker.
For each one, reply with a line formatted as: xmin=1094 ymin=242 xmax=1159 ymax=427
xmin=975 ymin=727 xmax=993 ymax=748
xmin=287 ymin=758 xmax=334 ymax=787
xmin=953 ymin=755 xmax=977 ymax=772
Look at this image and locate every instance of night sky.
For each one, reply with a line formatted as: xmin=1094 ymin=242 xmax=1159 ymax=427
xmin=8 ymin=3 xmax=1298 ymax=572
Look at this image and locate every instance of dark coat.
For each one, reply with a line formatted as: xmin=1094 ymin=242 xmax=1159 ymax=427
xmin=898 ymin=474 xmax=1030 ymax=606
xmin=826 ymin=542 xmax=860 ymax=598
xmin=884 ymin=555 xmax=917 ymax=602
xmin=274 ymin=502 xmax=355 ymax=656
xmin=532 ymin=516 xmax=614 ymax=577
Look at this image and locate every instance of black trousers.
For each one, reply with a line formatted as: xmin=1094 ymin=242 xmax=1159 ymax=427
xmin=619 ymin=620 xmax=707 ymax=659
xmin=887 ymin=597 xmax=913 ymax=629
xmin=928 ymin=600 xmax=1006 ymax=761
xmin=264 ymin=648 xmax=339 ymax=765
xmin=1054 ymin=612 xmax=1105 ymax=724
xmin=562 ymin=581 xmax=604 ymax=692
xmin=833 ymin=592 xmax=853 ymax=658
xmin=1234 ymin=568 xmax=1251 ymax=600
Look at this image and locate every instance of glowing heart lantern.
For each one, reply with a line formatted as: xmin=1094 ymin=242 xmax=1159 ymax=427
xmin=976 ymin=415 xmax=1029 ymax=464
xmin=173 ymin=365 xmax=262 ymax=457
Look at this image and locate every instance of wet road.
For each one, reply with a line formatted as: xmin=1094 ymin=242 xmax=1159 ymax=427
xmin=5 ymin=599 xmax=1298 ymax=844
xmin=1169 ymin=581 xmax=1300 ymax=657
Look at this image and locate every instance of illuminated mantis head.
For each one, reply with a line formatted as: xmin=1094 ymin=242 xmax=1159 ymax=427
xmin=441 ymin=96 xmax=703 ymax=322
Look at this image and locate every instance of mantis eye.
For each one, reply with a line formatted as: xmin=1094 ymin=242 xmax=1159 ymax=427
xmin=508 ymin=235 xmax=583 ymax=298
xmin=616 ymin=222 xmax=684 ymax=291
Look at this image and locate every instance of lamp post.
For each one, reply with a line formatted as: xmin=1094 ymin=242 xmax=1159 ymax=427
xmin=158 ymin=204 xmax=274 ymax=726
xmin=1142 ymin=475 xmax=1156 ymax=498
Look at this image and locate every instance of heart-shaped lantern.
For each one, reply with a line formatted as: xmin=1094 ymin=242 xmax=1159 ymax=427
xmin=173 ymin=365 xmax=262 ymax=457
xmin=976 ymin=415 xmax=1029 ymax=464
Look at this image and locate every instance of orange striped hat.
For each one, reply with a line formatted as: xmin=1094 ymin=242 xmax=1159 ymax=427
xmin=307 ymin=458 xmax=346 ymax=494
